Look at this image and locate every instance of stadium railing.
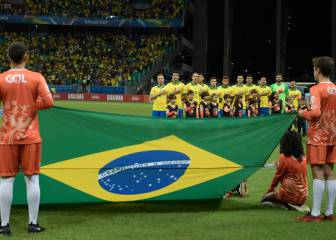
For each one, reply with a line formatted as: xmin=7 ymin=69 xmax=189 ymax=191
xmin=49 ymin=85 xmax=126 ymax=94
xmin=50 ymin=85 xmax=75 ymax=93
xmin=90 ymin=86 xmax=125 ymax=94
xmin=283 ymin=82 xmax=314 ymax=94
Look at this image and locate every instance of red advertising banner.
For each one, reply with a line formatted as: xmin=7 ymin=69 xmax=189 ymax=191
xmin=53 ymin=93 xmax=149 ymax=103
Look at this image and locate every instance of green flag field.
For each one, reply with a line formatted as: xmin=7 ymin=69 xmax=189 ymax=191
xmin=0 ymin=101 xmax=335 ymax=240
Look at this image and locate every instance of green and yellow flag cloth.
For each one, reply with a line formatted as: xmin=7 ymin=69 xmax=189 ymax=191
xmin=12 ymin=107 xmax=295 ymax=204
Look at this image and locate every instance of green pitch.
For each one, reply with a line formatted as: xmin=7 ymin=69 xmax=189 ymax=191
xmin=1 ymin=101 xmax=336 ymax=240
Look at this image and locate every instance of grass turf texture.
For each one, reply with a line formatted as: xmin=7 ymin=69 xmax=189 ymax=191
xmin=1 ymin=100 xmax=335 ymax=240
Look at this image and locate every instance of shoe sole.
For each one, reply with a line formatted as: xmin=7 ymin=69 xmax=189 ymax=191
xmin=262 ymin=201 xmax=288 ymax=210
xmin=28 ymin=231 xmax=45 ymax=234
xmin=0 ymin=233 xmax=11 ymax=236
xmin=287 ymin=204 xmax=311 ymax=213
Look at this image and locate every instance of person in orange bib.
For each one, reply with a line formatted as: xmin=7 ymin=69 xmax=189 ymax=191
xmin=262 ymin=131 xmax=308 ymax=211
xmin=297 ymin=57 xmax=336 ymax=222
xmin=0 ymin=42 xmax=54 ymax=235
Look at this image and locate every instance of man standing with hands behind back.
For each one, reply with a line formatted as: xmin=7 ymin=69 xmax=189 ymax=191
xmin=297 ymin=56 xmax=336 ymax=222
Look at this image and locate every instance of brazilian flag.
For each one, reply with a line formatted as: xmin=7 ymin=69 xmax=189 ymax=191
xmin=13 ymin=107 xmax=295 ymax=204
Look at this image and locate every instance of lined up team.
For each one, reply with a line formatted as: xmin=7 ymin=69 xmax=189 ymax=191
xmin=150 ymin=72 xmax=306 ymax=119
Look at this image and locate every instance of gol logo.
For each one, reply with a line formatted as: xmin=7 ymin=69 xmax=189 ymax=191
xmin=6 ymin=74 xmax=27 ymax=84
xmin=98 ymin=150 xmax=190 ymax=195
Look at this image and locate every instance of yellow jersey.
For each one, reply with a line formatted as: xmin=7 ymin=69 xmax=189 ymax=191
xmin=199 ymin=83 xmax=210 ymax=94
xmin=287 ymin=88 xmax=302 ymax=110
xmin=165 ymin=81 xmax=186 ymax=108
xmin=149 ymin=85 xmax=167 ymax=111
xmin=186 ymin=82 xmax=201 ymax=103
xmin=230 ymin=84 xmax=247 ymax=108
xmin=258 ymin=85 xmax=272 ymax=108
xmin=208 ymin=86 xmax=220 ymax=97
xmin=245 ymin=84 xmax=259 ymax=103
xmin=218 ymin=86 xmax=232 ymax=108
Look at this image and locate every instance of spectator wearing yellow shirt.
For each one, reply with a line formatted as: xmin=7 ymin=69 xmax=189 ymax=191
xmin=186 ymin=73 xmax=201 ymax=104
xmin=258 ymin=76 xmax=272 ymax=116
xmin=218 ymin=76 xmax=232 ymax=117
xmin=165 ymin=72 xmax=186 ymax=118
xmin=198 ymin=73 xmax=210 ymax=95
xmin=0 ymin=32 xmax=177 ymax=87
xmin=287 ymin=81 xmax=302 ymax=110
xmin=7 ymin=0 xmax=184 ymax=19
xmin=150 ymin=74 xmax=167 ymax=118
xmin=230 ymin=75 xmax=247 ymax=116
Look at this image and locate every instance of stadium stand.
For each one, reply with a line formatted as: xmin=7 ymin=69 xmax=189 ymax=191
xmin=0 ymin=0 xmax=184 ymax=19
xmin=0 ymin=31 xmax=178 ymax=91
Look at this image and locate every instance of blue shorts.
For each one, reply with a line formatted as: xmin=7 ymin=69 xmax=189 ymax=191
xmin=260 ymin=107 xmax=270 ymax=116
xmin=219 ymin=110 xmax=224 ymax=118
xmin=152 ymin=110 xmax=166 ymax=118
xmin=177 ymin=109 xmax=183 ymax=119
xmin=0 ymin=109 xmax=3 ymax=117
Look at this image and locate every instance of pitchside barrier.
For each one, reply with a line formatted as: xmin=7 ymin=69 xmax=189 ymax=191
xmin=53 ymin=93 xmax=150 ymax=103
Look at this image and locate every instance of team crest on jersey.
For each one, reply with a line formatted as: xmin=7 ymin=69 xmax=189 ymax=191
xmin=327 ymin=87 xmax=336 ymax=95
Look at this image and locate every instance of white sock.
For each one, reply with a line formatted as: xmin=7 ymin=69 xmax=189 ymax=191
xmin=311 ymin=179 xmax=325 ymax=217
xmin=24 ymin=175 xmax=40 ymax=224
xmin=0 ymin=177 xmax=15 ymax=226
xmin=325 ymin=180 xmax=336 ymax=216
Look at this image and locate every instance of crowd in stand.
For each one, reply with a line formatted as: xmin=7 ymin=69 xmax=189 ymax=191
xmin=0 ymin=0 xmax=184 ymax=19
xmin=0 ymin=31 xmax=177 ymax=87
xmin=150 ymin=72 xmax=308 ymax=135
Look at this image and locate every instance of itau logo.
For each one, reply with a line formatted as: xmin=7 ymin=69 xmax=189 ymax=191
xmin=98 ymin=150 xmax=190 ymax=195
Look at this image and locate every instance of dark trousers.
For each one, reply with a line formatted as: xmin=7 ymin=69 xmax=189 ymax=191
xmin=297 ymin=118 xmax=307 ymax=137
